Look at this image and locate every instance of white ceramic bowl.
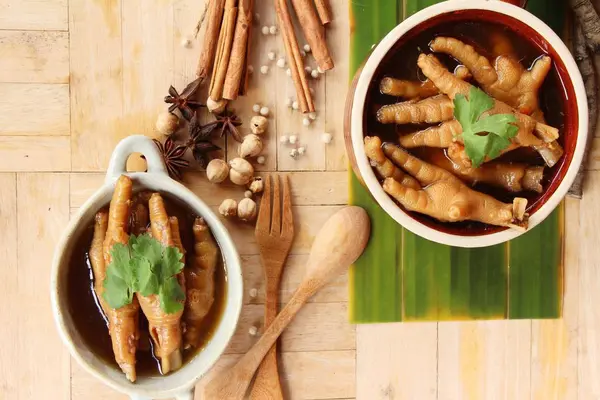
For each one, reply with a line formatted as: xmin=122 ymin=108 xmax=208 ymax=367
xmin=50 ymin=135 xmax=243 ymax=399
xmin=350 ymin=0 xmax=588 ymax=248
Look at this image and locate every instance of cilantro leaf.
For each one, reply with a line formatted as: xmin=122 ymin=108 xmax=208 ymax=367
xmin=131 ymin=234 xmax=162 ymax=266
xmin=162 ymin=246 xmax=185 ymax=278
xmin=132 ymin=257 xmax=157 ymax=297
xmin=454 ymin=87 xmax=518 ymax=168
xmin=159 ymin=276 xmax=185 ymax=314
xmin=103 ymin=243 xmax=135 ymax=309
xmin=101 ymin=234 xmax=186 ymax=314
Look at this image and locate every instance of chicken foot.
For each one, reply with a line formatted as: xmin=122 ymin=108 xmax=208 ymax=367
xmin=183 ymin=217 xmax=218 ymax=349
xmin=377 ymin=94 xmax=454 ymax=124
xmin=99 ymin=175 xmax=140 ymax=382
xmin=420 ymin=143 xmax=544 ymax=193
xmin=417 ymin=54 xmax=563 ymax=167
xmin=430 ymin=36 xmax=551 ymax=117
xmin=364 ymin=136 xmax=421 ymax=189
xmin=380 ymin=65 xmax=471 ymax=99
xmin=381 ymin=142 xmax=528 ymax=228
xmin=136 ymin=193 xmax=185 ymax=374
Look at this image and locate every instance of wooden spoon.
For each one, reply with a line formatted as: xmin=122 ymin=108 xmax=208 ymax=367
xmin=203 ymin=206 xmax=371 ymax=399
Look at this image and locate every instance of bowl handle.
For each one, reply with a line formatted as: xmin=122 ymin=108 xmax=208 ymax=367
xmin=105 ymin=135 xmax=168 ymax=184
xmin=175 ymin=389 xmax=195 ymax=400
xmin=128 ymin=387 xmax=194 ymax=400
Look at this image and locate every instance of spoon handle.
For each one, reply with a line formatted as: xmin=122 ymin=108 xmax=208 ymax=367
xmin=204 ymin=282 xmax=318 ymax=399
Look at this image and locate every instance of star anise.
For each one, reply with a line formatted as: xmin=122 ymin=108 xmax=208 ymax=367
xmin=153 ymin=137 xmax=189 ymax=180
xmin=184 ymin=111 xmax=221 ymax=168
xmin=188 ymin=110 xmax=220 ymax=141
xmin=214 ymin=109 xmax=243 ymax=142
xmin=164 ymin=78 xmax=204 ymax=121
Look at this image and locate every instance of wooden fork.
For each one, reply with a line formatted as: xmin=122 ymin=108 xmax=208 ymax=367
xmin=249 ymin=174 xmax=294 ymax=400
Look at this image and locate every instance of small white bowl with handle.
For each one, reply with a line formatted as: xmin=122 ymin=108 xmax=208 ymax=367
xmin=50 ymin=135 xmax=243 ymax=399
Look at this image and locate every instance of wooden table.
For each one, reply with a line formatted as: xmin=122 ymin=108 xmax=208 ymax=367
xmin=1 ymin=0 xmax=598 ymax=399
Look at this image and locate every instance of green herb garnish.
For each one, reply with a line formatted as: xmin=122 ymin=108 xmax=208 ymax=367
xmin=454 ymin=87 xmax=519 ymax=168
xmin=103 ymin=234 xmax=185 ymax=314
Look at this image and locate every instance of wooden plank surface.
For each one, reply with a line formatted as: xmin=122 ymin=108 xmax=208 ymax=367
xmin=0 ymin=30 xmax=69 ymax=83
xmin=16 ymin=174 xmax=71 ymax=399
xmin=0 ymin=0 xmax=68 ymax=31
xmin=0 ymin=83 xmax=70 ymax=136
xmin=0 ymin=0 xmax=594 ymax=399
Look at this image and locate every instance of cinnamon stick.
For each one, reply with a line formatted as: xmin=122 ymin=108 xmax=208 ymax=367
xmin=209 ymin=0 xmax=239 ymax=101
xmin=238 ymin=10 xmax=253 ymax=96
xmin=314 ymin=0 xmax=332 ymax=24
xmin=223 ymin=0 xmax=254 ymax=100
xmin=275 ymin=0 xmax=315 ymax=113
xmin=290 ymin=0 xmax=334 ymax=71
xmin=197 ymin=0 xmax=227 ymax=79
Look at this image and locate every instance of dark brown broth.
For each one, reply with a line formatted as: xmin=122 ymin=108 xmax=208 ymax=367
xmin=364 ymin=20 xmax=566 ymax=235
xmin=66 ymin=194 xmax=227 ymax=377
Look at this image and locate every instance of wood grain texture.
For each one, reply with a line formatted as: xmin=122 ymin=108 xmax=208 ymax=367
xmin=0 ymin=174 xmax=17 ymax=397
xmin=70 ymin=171 xmax=348 ymax=207
xmin=530 ymin=197 xmax=579 ymax=400
xmin=204 ymin=207 xmax=368 ymax=399
xmin=0 ymin=83 xmax=70 ymax=136
xmin=356 ymin=323 xmax=438 ymax=400
xmin=0 ymin=136 xmax=70 ymax=171
xmin=218 ymin=205 xmax=344 ymax=255
xmin=0 ymin=30 xmax=69 ymax=83
xmin=225 ymin=0 xmax=278 ymax=172
xmin=197 ymin=351 xmax=355 ymax=399
xmin=122 ymin=0 xmax=174 ymax=138
xmin=16 ymin=173 xmax=71 ymax=398
xmin=437 ymin=321 xmax=532 ymax=400
xmin=69 ymin=0 xmax=124 ymax=171
xmin=0 ymin=0 xmax=68 ymax=30
xmin=242 ymin=254 xmax=348 ymax=304
xmin=251 ymin=174 xmax=294 ymax=400
xmin=226 ymin=302 xmax=354 ymax=354
xmin=274 ymin=0 xmax=328 ymax=172
xmin=578 ymin=170 xmax=600 ymax=399
xmin=324 ymin=0 xmax=348 ymax=171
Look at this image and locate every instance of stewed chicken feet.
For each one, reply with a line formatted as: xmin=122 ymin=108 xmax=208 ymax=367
xmin=183 ymin=217 xmax=218 ymax=349
xmin=99 ymin=175 xmax=141 ymax=382
xmin=381 ymin=142 xmax=528 ymax=228
xmin=379 ymin=65 xmax=471 ymax=99
xmin=136 ymin=193 xmax=185 ymax=374
xmin=417 ymin=54 xmax=563 ymax=167
xmin=364 ymin=136 xmax=421 ymax=189
xmin=430 ymin=36 xmax=551 ymax=117
xmin=377 ymin=95 xmax=454 ymax=125
xmin=421 ymin=143 xmax=544 ymax=193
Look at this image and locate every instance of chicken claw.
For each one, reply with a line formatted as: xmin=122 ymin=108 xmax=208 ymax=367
xmin=380 ymin=65 xmax=471 ymax=99
xmin=100 ymin=175 xmax=140 ymax=382
xmin=399 ymin=120 xmax=462 ymax=148
xmin=430 ymin=36 xmax=551 ymax=116
xmin=364 ymin=136 xmax=421 ymax=189
xmin=417 ymin=54 xmax=563 ymax=167
xmin=380 ymin=143 xmax=528 ymax=228
xmin=377 ymin=95 xmax=454 ymax=124
xmin=183 ymin=217 xmax=218 ymax=349
xmin=442 ymin=143 xmax=544 ymax=193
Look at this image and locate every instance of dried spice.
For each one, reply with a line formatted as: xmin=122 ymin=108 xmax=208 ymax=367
xmin=188 ymin=110 xmax=220 ymax=140
xmin=215 ymin=109 xmax=243 ymax=142
xmin=164 ymin=78 xmax=204 ymax=121
xmin=153 ymin=137 xmax=190 ymax=180
xmin=184 ymin=112 xmax=221 ymax=168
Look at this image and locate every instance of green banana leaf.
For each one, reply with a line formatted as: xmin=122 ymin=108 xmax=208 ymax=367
xmin=349 ymin=0 xmax=565 ymax=323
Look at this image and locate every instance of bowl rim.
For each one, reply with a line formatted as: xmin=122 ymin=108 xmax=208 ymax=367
xmin=350 ymin=0 xmax=588 ymax=248
xmin=50 ymin=170 xmax=243 ymax=398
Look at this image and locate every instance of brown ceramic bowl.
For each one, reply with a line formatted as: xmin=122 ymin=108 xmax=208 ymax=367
xmin=346 ymin=1 xmax=587 ymax=248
